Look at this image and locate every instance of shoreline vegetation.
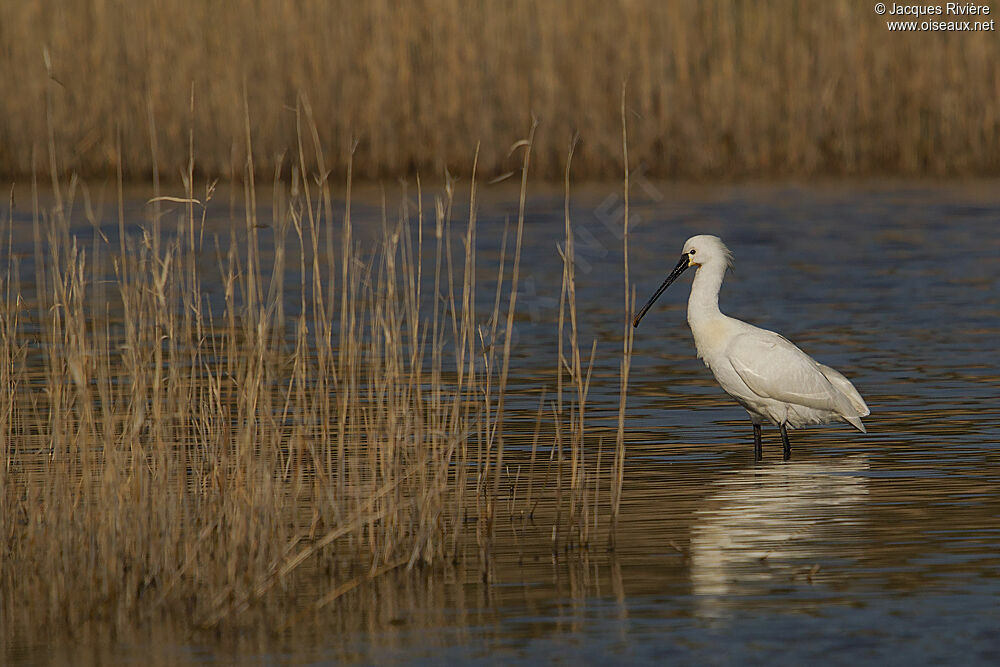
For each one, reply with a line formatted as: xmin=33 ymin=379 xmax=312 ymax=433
xmin=1 ymin=96 xmax=634 ymax=642
xmin=2 ymin=1 xmax=999 ymax=183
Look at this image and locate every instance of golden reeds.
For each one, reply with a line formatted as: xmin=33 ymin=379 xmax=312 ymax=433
xmin=2 ymin=1 xmax=999 ymax=182
xmin=0 ymin=102 xmax=633 ymax=648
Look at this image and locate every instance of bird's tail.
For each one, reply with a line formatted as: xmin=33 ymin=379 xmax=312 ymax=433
xmin=819 ymin=364 xmax=870 ymax=415
xmin=843 ymin=415 xmax=867 ymax=433
xmin=818 ymin=363 xmax=869 ymax=433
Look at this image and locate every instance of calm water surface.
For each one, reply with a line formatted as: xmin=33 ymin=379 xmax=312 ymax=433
xmin=11 ymin=181 xmax=1000 ymax=664
xmin=348 ymin=181 xmax=999 ymax=665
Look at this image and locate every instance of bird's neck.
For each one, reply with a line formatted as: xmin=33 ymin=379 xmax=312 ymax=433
xmin=687 ymin=262 xmax=726 ymax=329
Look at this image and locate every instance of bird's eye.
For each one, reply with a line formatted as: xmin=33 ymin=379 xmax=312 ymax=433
xmin=689 ymin=249 xmax=696 ymax=255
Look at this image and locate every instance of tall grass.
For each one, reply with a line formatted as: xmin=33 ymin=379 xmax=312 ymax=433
xmin=2 ymin=1 xmax=998 ymax=181
xmin=0 ymin=107 xmax=631 ymax=646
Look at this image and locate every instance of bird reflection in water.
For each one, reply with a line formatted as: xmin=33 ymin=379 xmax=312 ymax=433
xmin=689 ymin=455 xmax=870 ymax=618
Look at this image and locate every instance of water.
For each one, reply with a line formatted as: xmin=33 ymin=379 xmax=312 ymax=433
xmin=344 ymin=181 xmax=1000 ymax=664
xmin=7 ymin=181 xmax=1000 ymax=664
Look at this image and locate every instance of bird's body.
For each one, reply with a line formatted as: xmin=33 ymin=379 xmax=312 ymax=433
xmin=633 ymin=235 xmax=869 ymax=460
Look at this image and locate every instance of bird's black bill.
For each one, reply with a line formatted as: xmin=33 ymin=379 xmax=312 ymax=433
xmin=632 ymin=254 xmax=689 ymax=328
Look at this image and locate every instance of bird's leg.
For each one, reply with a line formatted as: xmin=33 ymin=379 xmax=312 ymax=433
xmin=780 ymin=423 xmax=791 ymax=461
xmin=753 ymin=423 xmax=762 ymax=461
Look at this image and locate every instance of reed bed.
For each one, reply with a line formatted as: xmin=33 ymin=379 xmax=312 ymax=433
xmin=0 ymin=106 xmax=634 ymax=647
xmin=2 ymin=1 xmax=999 ymax=182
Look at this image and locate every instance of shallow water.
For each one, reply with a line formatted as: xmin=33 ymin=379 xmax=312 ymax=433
xmin=338 ymin=181 xmax=1000 ymax=664
xmin=7 ymin=180 xmax=1000 ymax=664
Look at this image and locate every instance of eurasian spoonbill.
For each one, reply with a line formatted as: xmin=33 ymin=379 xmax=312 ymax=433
xmin=632 ymin=235 xmax=869 ymax=461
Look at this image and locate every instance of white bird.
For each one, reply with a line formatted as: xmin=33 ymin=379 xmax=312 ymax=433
xmin=632 ymin=235 xmax=869 ymax=460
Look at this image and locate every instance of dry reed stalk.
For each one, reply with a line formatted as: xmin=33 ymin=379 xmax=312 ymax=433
xmin=486 ymin=121 xmax=536 ymax=542
xmin=524 ymin=389 xmax=546 ymax=520
xmin=561 ymin=135 xmax=584 ymax=542
xmin=611 ymin=83 xmax=635 ymax=549
xmin=555 ymin=132 xmax=602 ymax=549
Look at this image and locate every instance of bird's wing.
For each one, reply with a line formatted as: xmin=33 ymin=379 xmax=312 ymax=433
xmin=726 ymin=331 xmax=854 ymax=415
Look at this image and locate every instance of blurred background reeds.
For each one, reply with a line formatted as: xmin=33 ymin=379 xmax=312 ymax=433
xmin=2 ymin=0 xmax=998 ymax=182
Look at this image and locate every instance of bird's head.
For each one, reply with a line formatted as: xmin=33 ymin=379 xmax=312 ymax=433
xmin=681 ymin=234 xmax=733 ymax=271
xmin=632 ymin=234 xmax=733 ymax=328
